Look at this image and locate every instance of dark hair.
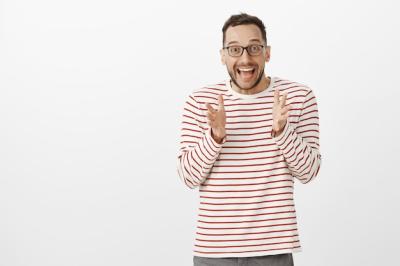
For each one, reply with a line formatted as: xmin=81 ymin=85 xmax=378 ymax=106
xmin=222 ymin=13 xmax=267 ymax=46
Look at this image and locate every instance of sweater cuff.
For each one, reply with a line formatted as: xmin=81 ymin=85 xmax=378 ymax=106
xmin=271 ymin=120 xmax=292 ymax=147
xmin=206 ymin=127 xmax=226 ymax=148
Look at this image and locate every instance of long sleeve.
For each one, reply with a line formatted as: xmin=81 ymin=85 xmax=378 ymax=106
xmin=271 ymin=89 xmax=322 ymax=184
xmin=177 ymin=94 xmax=226 ymax=189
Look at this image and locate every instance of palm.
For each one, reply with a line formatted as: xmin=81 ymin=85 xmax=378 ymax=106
xmin=206 ymin=95 xmax=226 ymax=142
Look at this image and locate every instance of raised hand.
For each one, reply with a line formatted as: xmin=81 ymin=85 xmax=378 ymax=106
xmin=206 ymin=95 xmax=226 ymax=144
xmin=272 ymin=89 xmax=291 ymax=137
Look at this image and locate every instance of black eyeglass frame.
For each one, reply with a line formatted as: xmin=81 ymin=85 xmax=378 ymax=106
xmin=222 ymin=44 xmax=265 ymax=57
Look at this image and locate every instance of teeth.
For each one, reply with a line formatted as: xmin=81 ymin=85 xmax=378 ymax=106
xmin=239 ymin=68 xmax=254 ymax=71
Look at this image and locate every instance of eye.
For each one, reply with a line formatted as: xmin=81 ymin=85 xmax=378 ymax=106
xmin=229 ymin=46 xmax=242 ymax=55
xmin=250 ymin=45 xmax=261 ymax=53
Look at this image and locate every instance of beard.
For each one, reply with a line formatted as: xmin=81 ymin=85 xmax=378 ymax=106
xmin=227 ymin=65 xmax=265 ymax=91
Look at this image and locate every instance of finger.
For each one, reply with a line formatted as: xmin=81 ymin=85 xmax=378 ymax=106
xmin=207 ymin=112 xmax=215 ymax=121
xmin=209 ymin=110 xmax=217 ymax=117
xmin=281 ymin=113 xmax=289 ymax=120
xmin=280 ymin=111 xmax=289 ymax=119
xmin=280 ymin=92 xmax=287 ymax=108
xmin=206 ymin=103 xmax=215 ymax=113
xmin=280 ymin=105 xmax=291 ymax=114
xmin=273 ymin=89 xmax=280 ymax=107
xmin=218 ymin=94 xmax=225 ymax=111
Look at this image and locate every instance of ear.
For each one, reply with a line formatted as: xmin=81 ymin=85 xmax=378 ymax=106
xmin=220 ymin=48 xmax=226 ymax=65
xmin=264 ymin=45 xmax=271 ymax=63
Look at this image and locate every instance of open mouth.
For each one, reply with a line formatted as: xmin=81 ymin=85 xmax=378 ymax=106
xmin=237 ymin=67 xmax=256 ymax=80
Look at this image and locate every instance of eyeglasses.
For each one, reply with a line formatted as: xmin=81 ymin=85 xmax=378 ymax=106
xmin=223 ymin=44 xmax=265 ymax=57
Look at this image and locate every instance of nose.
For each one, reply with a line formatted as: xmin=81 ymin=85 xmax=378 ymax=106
xmin=239 ymin=48 xmax=251 ymax=63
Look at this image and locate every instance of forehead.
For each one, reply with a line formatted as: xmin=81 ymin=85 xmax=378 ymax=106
xmin=225 ymin=24 xmax=263 ymax=45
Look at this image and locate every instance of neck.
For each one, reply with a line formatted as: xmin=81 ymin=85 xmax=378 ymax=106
xmin=231 ymin=74 xmax=271 ymax=95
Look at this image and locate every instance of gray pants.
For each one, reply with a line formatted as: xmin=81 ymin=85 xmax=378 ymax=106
xmin=193 ymin=253 xmax=293 ymax=266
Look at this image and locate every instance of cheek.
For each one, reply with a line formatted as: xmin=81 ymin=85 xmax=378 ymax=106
xmin=256 ymin=59 xmax=265 ymax=70
xmin=226 ymin=60 xmax=237 ymax=71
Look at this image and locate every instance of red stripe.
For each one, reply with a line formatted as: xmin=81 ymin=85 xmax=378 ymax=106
xmin=181 ymin=134 xmax=200 ymax=139
xmin=193 ymin=90 xmax=228 ymax=97
xmin=196 ymin=95 xmax=221 ymax=101
xmin=294 ymin=153 xmax=310 ymax=174
xmin=194 ymin=87 xmax=227 ymax=93
xmin=287 ymin=145 xmax=304 ymax=165
xmin=196 ymin=228 xmax=297 ymax=236
xmin=216 ymin=153 xmax=281 ymax=161
xmin=194 ymin=245 xmax=301 ymax=254
xmin=196 ymin=100 xmax=295 ymax=109
xmin=182 ymin=114 xmax=202 ymax=123
xmin=224 ymin=106 xmax=276 ymax=112
xmin=200 ymin=192 xmax=293 ymax=201
xmin=227 ymin=131 xmax=270 ymax=137
xmin=298 ymin=129 xmax=319 ymax=134
xmin=200 ymin=186 xmax=293 ymax=194
xmin=199 ymin=139 xmax=213 ymax=160
xmin=227 ymin=137 xmax=273 ymax=143
xmin=182 ymin=121 xmax=206 ymax=131
xmin=206 ymin=133 xmax=220 ymax=150
xmin=226 ymin=118 xmax=278 ymax=125
xmin=298 ymin=116 xmax=318 ymax=123
xmin=224 ymin=125 xmax=271 ymax=131
xmin=221 ymin=143 xmax=276 ymax=149
xmin=301 ymin=109 xmax=318 ymax=117
xmin=226 ymin=110 xmax=273 ymax=117
xmin=183 ymin=107 xmax=203 ymax=118
xmin=198 ymin=210 xmax=295 ymax=218
xmin=198 ymin=221 xmax=297 ymax=230
xmin=284 ymin=141 xmax=300 ymax=162
xmin=219 ymin=149 xmax=281 ymax=155
xmin=286 ymin=144 xmax=301 ymax=164
xmin=191 ymin=150 xmax=205 ymax=170
xmin=182 ymin=127 xmax=201 ymax=133
xmin=302 ymin=102 xmax=317 ymax=111
xmin=203 ymin=178 xmax=292 ymax=187
xmin=183 ymin=106 xmax=202 ymax=118
xmin=200 ymin=197 xmax=293 ymax=206
xmin=211 ymin=166 xmax=290 ymax=174
xmin=214 ymin=159 xmax=285 ymax=168
xmin=301 ymin=135 xmax=319 ymax=140
xmin=308 ymin=141 xmax=319 ymax=146
xmin=191 ymin=165 xmax=202 ymax=181
xmin=198 ymin=215 xmax=296 ymax=225
xmin=204 ymin=136 xmax=217 ymax=154
xmin=184 ymin=153 xmax=201 ymax=182
xmin=296 ymin=123 xmax=319 ymax=129
xmin=195 ymin=148 xmax=210 ymax=165
xmin=196 ymin=234 xmax=298 ymax=242
xmin=195 ymin=240 xmax=299 ymax=248
xmin=199 ymin=203 xmax=294 ymax=212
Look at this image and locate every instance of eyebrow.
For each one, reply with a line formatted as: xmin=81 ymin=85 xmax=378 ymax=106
xmin=226 ymin=38 xmax=262 ymax=46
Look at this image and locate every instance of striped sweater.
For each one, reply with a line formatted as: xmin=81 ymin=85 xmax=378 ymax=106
xmin=177 ymin=76 xmax=321 ymax=258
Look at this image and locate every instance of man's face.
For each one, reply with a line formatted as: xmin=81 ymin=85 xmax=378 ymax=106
xmin=220 ymin=24 xmax=271 ymax=90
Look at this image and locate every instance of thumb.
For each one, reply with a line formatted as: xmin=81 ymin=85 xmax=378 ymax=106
xmin=218 ymin=94 xmax=225 ymax=110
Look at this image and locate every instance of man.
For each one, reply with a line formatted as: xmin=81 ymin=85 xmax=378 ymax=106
xmin=177 ymin=13 xmax=321 ymax=266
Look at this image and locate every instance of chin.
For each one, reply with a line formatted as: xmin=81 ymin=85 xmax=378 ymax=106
xmin=236 ymin=80 xmax=258 ymax=90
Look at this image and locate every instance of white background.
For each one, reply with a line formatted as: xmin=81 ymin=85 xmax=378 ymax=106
xmin=1 ymin=0 xmax=399 ymax=265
